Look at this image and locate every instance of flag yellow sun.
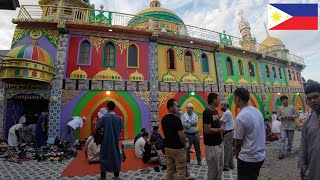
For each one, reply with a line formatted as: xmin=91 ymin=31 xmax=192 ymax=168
xmin=272 ymin=11 xmax=282 ymax=22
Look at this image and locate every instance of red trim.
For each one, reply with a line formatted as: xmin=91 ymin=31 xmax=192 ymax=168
xmin=270 ymin=17 xmax=318 ymax=30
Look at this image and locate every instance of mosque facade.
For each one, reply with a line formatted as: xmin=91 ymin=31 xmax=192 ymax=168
xmin=0 ymin=0 xmax=306 ymax=140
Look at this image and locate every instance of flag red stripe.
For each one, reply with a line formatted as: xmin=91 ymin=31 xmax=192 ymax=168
xmin=270 ymin=17 xmax=318 ymax=30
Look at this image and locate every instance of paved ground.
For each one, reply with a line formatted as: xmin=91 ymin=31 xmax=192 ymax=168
xmin=0 ymin=131 xmax=302 ymax=180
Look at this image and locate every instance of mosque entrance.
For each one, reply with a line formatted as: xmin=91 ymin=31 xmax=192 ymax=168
xmin=5 ymin=94 xmax=49 ymax=138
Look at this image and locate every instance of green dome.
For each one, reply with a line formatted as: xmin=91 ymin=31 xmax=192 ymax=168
xmin=128 ymin=0 xmax=185 ymax=27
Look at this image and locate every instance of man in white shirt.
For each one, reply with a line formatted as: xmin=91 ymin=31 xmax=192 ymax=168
xmin=8 ymin=123 xmax=27 ymax=146
xmin=182 ymin=103 xmax=202 ymax=165
xmin=233 ymin=88 xmax=266 ymax=180
xmin=63 ymin=116 xmax=86 ymax=145
xmin=220 ymin=100 xmax=234 ymax=171
xmin=135 ymin=132 xmax=148 ymax=158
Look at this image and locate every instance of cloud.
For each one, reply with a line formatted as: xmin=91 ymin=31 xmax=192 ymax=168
xmin=0 ymin=0 xmax=318 ymax=82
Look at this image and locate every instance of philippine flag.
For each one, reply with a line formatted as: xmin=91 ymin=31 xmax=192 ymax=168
xmin=268 ymin=4 xmax=318 ymax=30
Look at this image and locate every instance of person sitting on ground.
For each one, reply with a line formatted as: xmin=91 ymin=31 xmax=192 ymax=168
xmin=8 ymin=123 xmax=27 ymax=146
xmin=18 ymin=113 xmax=27 ymax=124
xmin=85 ymin=132 xmax=101 ymax=163
xmin=134 ymin=128 xmax=147 ymax=145
xmin=151 ymin=126 xmax=163 ymax=150
xmin=135 ymin=132 xmax=148 ymax=159
xmin=271 ymin=114 xmax=281 ymax=134
xmin=143 ymin=136 xmax=160 ymax=164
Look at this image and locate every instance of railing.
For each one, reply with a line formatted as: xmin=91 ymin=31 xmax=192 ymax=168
xmin=15 ymin=5 xmax=305 ymax=66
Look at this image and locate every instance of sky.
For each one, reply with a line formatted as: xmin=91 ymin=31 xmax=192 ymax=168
xmin=0 ymin=0 xmax=319 ymax=82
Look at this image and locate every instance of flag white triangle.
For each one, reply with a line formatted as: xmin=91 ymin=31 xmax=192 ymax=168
xmin=268 ymin=4 xmax=293 ymax=29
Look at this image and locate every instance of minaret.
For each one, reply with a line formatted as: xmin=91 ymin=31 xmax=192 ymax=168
xmin=238 ymin=10 xmax=257 ymax=51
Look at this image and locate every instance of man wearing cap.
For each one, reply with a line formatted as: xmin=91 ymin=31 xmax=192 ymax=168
xmin=63 ymin=116 xmax=87 ymax=144
xmin=220 ymin=100 xmax=234 ymax=171
xmin=182 ymin=103 xmax=202 ymax=166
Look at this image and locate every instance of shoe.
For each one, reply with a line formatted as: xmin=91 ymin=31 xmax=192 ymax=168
xmin=278 ymin=155 xmax=284 ymax=159
xmin=154 ymin=167 xmax=160 ymax=172
xmin=161 ymin=165 xmax=167 ymax=171
xmin=223 ymin=167 xmax=230 ymax=171
xmin=186 ymin=173 xmax=196 ymax=179
xmin=229 ymin=164 xmax=234 ymax=169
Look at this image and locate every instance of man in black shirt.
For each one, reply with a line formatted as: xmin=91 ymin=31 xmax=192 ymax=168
xmin=203 ymin=93 xmax=225 ymax=180
xmin=161 ymin=99 xmax=186 ymax=180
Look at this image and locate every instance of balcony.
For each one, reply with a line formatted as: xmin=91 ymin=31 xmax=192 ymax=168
xmin=13 ymin=5 xmax=305 ymax=66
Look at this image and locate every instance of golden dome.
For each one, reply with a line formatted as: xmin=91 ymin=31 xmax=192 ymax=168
xmin=265 ymin=80 xmax=271 ymax=87
xmin=181 ymin=72 xmax=200 ymax=84
xmin=251 ymin=79 xmax=259 ymax=86
xmin=204 ymin=75 xmax=215 ymax=84
xmin=162 ymin=71 xmax=176 ymax=83
xmin=237 ymin=76 xmax=249 ymax=86
xmin=273 ymin=80 xmax=281 ymax=87
xmin=259 ymin=35 xmax=284 ymax=52
xmin=281 ymin=82 xmax=287 ymax=87
xmin=129 ymin=70 xmax=144 ymax=82
xmin=93 ymin=67 xmax=122 ymax=81
xmin=70 ymin=67 xmax=88 ymax=80
xmin=225 ymin=77 xmax=235 ymax=85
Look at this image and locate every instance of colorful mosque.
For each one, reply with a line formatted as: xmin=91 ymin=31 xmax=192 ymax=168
xmin=0 ymin=0 xmax=306 ymax=140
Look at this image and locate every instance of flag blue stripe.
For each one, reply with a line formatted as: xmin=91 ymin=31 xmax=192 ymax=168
xmin=270 ymin=4 xmax=318 ymax=17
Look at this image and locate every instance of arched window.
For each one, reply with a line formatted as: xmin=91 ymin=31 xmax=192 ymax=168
xmin=293 ymin=70 xmax=296 ymax=81
xmin=266 ymin=65 xmax=270 ymax=77
xmin=296 ymin=71 xmax=300 ymax=81
xmin=201 ymin=53 xmax=209 ymax=73
xmin=23 ymin=70 xmax=28 ymax=76
xmin=32 ymin=71 xmax=37 ymax=77
xmin=226 ymin=57 xmax=234 ymax=76
xmin=167 ymin=49 xmax=175 ymax=70
xmin=128 ymin=44 xmax=138 ymax=67
xmin=248 ymin=61 xmax=255 ymax=77
xmin=238 ymin=60 xmax=244 ymax=76
xmin=278 ymin=67 xmax=283 ymax=79
xmin=15 ymin=69 xmax=20 ymax=76
xmin=272 ymin=66 xmax=277 ymax=78
xmin=78 ymin=40 xmax=91 ymax=65
xmin=103 ymin=42 xmax=116 ymax=67
xmin=288 ymin=70 xmax=292 ymax=80
xmin=185 ymin=51 xmax=193 ymax=72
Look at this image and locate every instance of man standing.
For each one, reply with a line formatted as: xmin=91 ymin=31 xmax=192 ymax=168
xmin=34 ymin=111 xmax=48 ymax=148
xmin=203 ymin=93 xmax=225 ymax=180
xmin=298 ymin=82 xmax=320 ymax=180
xmin=277 ymin=95 xmax=299 ymax=159
xmin=220 ymin=100 xmax=234 ymax=171
xmin=64 ymin=116 xmax=87 ymax=145
xmin=182 ymin=103 xmax=202 ymax=166
xmin=161 ymin=99 xmax=186 ymax=180
xmin=233 ymin=88 xmax=265 ymax=180
xmin=96 ymin=101 xmax=124 ymax=180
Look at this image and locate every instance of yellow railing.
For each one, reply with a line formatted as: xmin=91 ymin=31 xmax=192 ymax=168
xmin=14 ymin=5 xmax=305 ymax=66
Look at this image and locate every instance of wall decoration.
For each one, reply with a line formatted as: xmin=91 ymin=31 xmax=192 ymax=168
xmin=90 ymin=36 xmax=105 ymax=52
xmin=173 ymin=46 xmax=186 ymax=61
xmin=42 ymin=29 xmax=59 ymax=47
xmin=170 ymin=82 xmax=179 ymax=91
xmin=61 ymin=90 xmax=82 ymax=108
xmin=191 ymin=49 xmax=201 ymax=62
xmin=133 ymin=91 xmax=150 ymax=108
xmin=138 ymin=81 xmax=149 ymax=91
xmin=114 ymin=39 xmax=130 ymax=54
xmin=158 ymin=92 xmax=173 ymax=107
xmin=11 ymin=28 xmax=31 ymax=46
xmin=115 ymin=81 xmax=126 ymax=90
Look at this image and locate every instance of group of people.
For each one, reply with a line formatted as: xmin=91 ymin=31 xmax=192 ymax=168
xmin=7 ymin=111 xmax=49 ymax=148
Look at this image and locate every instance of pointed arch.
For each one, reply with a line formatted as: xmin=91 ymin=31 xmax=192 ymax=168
xmin=278 ymin=67 xmax=283 ymax=79
xmin=272 ymin=66 xmax=277 ymax=78
xmin=201 ymin=53 xmax=209 ymax=73
xmin=77 ymin=39 xmax=92 ymax=65
xmin=127 ymin=44 xmax=139 ymax=68
xmin=238 ymin=60 xmax=244 ymax=76
xmin=226 ymin=57 xmax=234 ymax=76
xmin=103 ymin=41 xmax=116 ymax=67
xmin=248 ymin=61 xmax=255 ymax=77
xmin=288 ymin=70 xmax=292 ymax=80
xmin=266 ymin=65 xmax=270 ymax=77
xmin=184 ymin=51 xmax=194 ymax=72
xmin=167 ymin=48 xmax=175 ymax=70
